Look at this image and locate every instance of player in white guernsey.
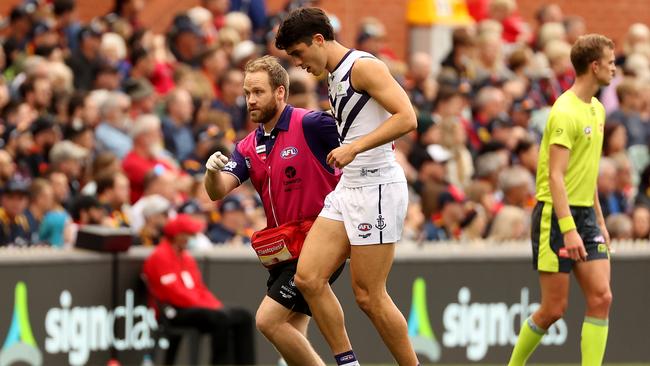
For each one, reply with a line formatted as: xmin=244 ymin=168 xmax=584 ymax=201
xmin=276 ymin=8 xmax=419 ymax=366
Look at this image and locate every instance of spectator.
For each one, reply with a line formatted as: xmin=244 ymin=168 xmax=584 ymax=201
xmin=603 ymin=122 xmax=628 ymax=158
xmin=162 ymin=88 xmax=196 ymax=161
xmin=407 ymin=52 xmax=436 ymax=114
xmin=607 ymin=78 xmax=648 ymax=147
xmin=182 ymin=124 xmax=226 ymax=176
xmin=137 ymin=194 xmax=170 ymax=246
xmin=605 ymin=213 xmax=633 ymax=240
xmin=96 ymin=172 xmax=131 ymax=227
xmin=95 ymin=91 xmax=133 ymax=159
xmin=424 ymin=190 xmax=466 ymax=241
xmin=169 ymin=14 xmax=204 ymax=67
xmin=213 ymin=69 xmax=247 ymax=133
xmin=0 ymin=150 xmax=17 ymax=189
xmin=498 ymin=165 xmax=534 ymax=208
xmin=598 ymin=157 xmax=628 ymax=218
xmin=142 ymin=214 xmax=256 ymax=365
xmin=129 ymin=169 xmax=179 ymax=232
xmin=514 ymin=137 xmax=538 ymax=176
xmin=207 ymin=195 xmax=250 ymax=245
xmin=48 ymin=171 xmax=71 ymax=209
xmin=631 ymin=205 xmax=650 ymax=240
xmin=49 ymin=140 xmax=89 ymax=197
xmin=53 ymin=0 xmax=82 ymax=53
xmin=66 ymin=25 xmax=104 ymax=91
xmin=0 ymin=178 xmax=32 ymax=246
xmin=24 ymin=178 xmax=55 ymax=244
xmin=563 ymin=16 xmax=586 ymax=45
xmin=123 ymin=77 xmax=157 ymax=116
xmin=200 ymin=46 xmax=229 ymax=98
xmin=21 ymin=116 xmax=60 ymax=178
xmin=20 ymin=76 xmax=53 ymax=115
xmin=469 ymin=86 xmax=507 ymax=151
xmin=488 ymin=205 xmax=528 ymax=241
xmin=122 ymin=114 xmax=180 ymax=203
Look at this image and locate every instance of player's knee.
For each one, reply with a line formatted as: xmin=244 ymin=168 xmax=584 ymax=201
xmin=587 ymin=289 xmax=613 ymax=313
xmin=294 ymin=272 xmax=323 ymax=296
xmin=539 ymin=303 xmax=567 ymax=325
xmin=352 ymin=286 xmax=382 ymax=315
xmin=255 ymin=312 xmax=279 ymax=340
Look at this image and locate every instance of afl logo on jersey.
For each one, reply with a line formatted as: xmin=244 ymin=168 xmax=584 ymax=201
xmin=280 ymin=147 xmax=299 ymax=159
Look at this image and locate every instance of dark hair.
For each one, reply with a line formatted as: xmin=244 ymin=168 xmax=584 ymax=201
xmin=275 ymin=7 xmax=334 ymax=50
xmin=570 ymin=34 xmax=614 ymax=76
xmin=53 ymin=0 xmax=75 ymax=16
xmin=96 ymin=172 xmax=119 ymax=196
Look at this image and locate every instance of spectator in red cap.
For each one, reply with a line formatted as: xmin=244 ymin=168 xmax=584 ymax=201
xmin=142 ymin=214 xmax=255 ymax=365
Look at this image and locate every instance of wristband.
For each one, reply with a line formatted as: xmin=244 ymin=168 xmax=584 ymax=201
xmin=558 ymin=216 xmax=576 ymax=233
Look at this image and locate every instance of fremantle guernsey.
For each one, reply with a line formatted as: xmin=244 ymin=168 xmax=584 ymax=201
xmin=328 ymin=49 xmax=407 ymax=187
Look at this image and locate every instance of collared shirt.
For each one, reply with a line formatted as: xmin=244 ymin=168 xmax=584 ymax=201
xmin=96 ymin=122 xmax=133 ymax=159
xmin=161 ymin=116 xmax=196 ymax=161
xmin=226 ymin=105 xmax=340 ymax=183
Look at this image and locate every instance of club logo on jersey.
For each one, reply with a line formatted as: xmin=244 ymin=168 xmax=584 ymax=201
xmin=358 ymin=223 xmax=372 ymax=231
xmin=224 ymin=161 xmax=237 ymax=171
xmin=376 ymin=215 xmax=386 ymax=230
xmin=284 ymin=166 xmax=297 ymax=178
xmin=584 ymin=126 xmax=592 ymax=135
xmin=280 ymin=147 xmax=298 ymax=159
xmin=358 ymin=233 xmax=371 ymax=239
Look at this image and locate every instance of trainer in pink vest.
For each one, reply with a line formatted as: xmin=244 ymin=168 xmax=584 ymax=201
xmin=237 ymin=107 xmax=340 ymax=228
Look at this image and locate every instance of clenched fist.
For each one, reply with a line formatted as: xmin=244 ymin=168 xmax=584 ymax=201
xmin=205 ymin=151 xmax=230 ymax=172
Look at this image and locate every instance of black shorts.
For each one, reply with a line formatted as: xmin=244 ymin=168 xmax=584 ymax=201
xmin=531 ymin=201 xmax=610 ymax=273
xmin=266 ymin=261 xmax=345 ymax=316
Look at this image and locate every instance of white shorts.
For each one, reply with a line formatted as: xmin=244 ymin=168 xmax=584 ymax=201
xmin=319 ymin=182 xmax=408 ymax=245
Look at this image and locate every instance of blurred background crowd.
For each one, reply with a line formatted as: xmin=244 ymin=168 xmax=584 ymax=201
xmin=0 ymin=0 xmax=649 ymax=249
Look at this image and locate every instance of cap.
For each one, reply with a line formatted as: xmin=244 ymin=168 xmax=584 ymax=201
xmin=219 ymin=196 xmax=244 ymax=214
xmin=123 ymin=78 xmax=154 ymax=101
xmin=49 ymin=141 xmax=89 ymax=164
xmin=170 ymin=14 xmax=202 ymax=38
xmin=30 ymin=115 xmax=57 ymax=136
xmin=195 ymin=124 xmax=222 ymax=143
xmin=163 ymin=214 xmax=205 ymax=237
xmin=2 ymin=178 xmax=30 ymax=195
xmin=141 ymin=194 xmax=171 ymax=218
xmin=232 ymin=40 xmax=257 ymax=65
xmin=78 ymin=25 xmax=102 ymax=42
xmin=438 ymin=189 xmax=465 ymax=208
xmin=426 ymin=144 xmax=452 ymax=163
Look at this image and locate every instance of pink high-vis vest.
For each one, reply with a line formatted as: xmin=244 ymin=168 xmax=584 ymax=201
xmin=238 ymin=107 xmax=340 ymax=228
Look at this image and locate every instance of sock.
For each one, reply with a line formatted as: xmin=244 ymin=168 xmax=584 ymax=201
xmin=508 ymin=317 xmax=546 ymax=366
xmin=335 ymin=350 xmax=360 ymax=366
xmin=581 ymin=317 xmax=609 ymax=366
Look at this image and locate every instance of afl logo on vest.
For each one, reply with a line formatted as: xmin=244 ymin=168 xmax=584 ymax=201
xmin=281 ymin=147 xmax=299 ymax=159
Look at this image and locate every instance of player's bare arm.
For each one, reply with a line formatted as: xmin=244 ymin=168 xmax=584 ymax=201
xmin=326 ymin=58 xmax=417 ymax=168
xmin=549 ymin=144 xmax=587 ymax=261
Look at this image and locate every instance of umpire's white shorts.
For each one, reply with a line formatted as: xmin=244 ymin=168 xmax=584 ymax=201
xmin=319 ymin=182 xmax=408 ymax=245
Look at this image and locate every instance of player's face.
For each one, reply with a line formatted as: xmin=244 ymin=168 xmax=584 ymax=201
xmin=594 ymin=47 xmax=616 ymax=86
xmin=285 ymin=36 xmax=327 ymax=76
xmin=244 ymin=71 xmax=282 ymax=124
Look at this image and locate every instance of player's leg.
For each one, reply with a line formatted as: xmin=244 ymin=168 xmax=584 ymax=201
xmin=510 ymin=202 xmax=570 ymax=366
xmin=255 ymin=296 xmax=326 ymax=366
xmin=575 ymin=258 xmax=612 ymax=366
xmin=294 ymin=216 xmax=354 ymax=356
xmin=509 ymin=272 xmax=570 ymax=366
xmin=349 ymin=243 xmax=418 ymax=365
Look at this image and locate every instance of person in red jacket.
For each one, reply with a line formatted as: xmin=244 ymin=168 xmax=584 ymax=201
xmin=142 ymin=214 xmax=255 ymax=365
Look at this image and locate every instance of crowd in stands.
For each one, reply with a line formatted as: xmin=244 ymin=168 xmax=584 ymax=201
xmin=0 ymin=0 xmax=649 ymax=249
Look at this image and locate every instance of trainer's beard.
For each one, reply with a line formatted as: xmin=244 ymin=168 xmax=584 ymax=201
xmin=251 ymin=102 xmax=278 ymax=126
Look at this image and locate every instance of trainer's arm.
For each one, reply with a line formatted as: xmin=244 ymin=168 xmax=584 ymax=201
xmin=326 ymin=58 xmax=416 ymax=168
xmin=204 ymin=170 xmax=239 ymax=201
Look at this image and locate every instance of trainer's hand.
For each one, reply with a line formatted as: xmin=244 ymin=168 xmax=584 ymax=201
xmin=327 ymin=144 xmax=359 ymax=169
xmin=205 ymin=151 xmax=230 ymax=172
xmin=563 ymin=230 xmax=587 ymax=261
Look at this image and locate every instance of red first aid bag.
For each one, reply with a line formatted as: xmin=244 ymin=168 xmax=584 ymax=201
xmin=251 ymin=219 xmax=315 ymax=268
